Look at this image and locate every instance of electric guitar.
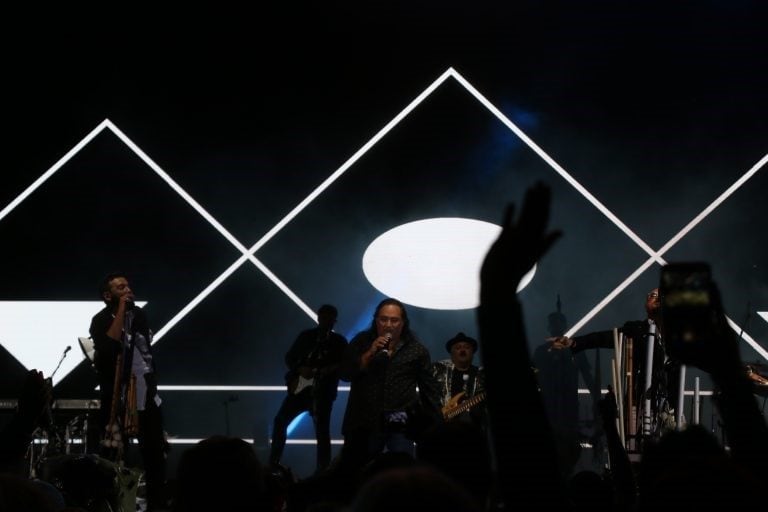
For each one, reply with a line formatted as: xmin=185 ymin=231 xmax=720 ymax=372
xmin=286 ymin=371 xmax=315 ymax=395
xmin=285 ymin=363 xmax=341 ymax=395
xmin=441 ymin=391 xmax=487 ymax=420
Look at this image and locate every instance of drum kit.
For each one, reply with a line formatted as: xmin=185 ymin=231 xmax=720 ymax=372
xmin=25 ymin=399 xmax=101 ymax=469
xmin=24 ymin=399 xmax=144 ymax=512
xmin=35 ymin=452 xmax=141 ymax=512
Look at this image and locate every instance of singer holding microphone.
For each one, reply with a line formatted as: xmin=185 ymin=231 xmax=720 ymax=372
xmin=89 ymin=272 xmax=167 ymax=511
xmin=338 ymin=298 xmax=442 ymax=471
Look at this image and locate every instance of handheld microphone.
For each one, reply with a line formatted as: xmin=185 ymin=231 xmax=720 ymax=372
xmin=50 ymin=345 xmax=72 ymax=380
xmin=123 ymin=309 xmax=135 ymax=338
xmin=381 ymin=333 xmax=392 ymax=356
xmin=373 ymin=333 xmax=392 ymax=363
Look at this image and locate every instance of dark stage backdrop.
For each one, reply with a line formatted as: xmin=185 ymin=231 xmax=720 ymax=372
xmin=2 ymin=3 xmax=767 ymax=477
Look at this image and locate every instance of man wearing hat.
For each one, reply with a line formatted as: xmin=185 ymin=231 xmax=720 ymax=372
xmin=431 ymin=332 xmax=486 ymax=426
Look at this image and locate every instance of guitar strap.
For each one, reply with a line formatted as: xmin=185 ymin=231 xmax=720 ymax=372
xmin=466 ymin=366 xmax=479 ymax=396
xmin=449 ymin=365 xmax=480 ymax=398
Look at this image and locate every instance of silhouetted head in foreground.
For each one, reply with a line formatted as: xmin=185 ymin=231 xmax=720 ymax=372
xmin=173 ymin=436 xmax=268 ymax=512
xmin=637 ymin=425 xmax=761 ymax=510
xmin=349 ymin=465 xmax=479 ymax=512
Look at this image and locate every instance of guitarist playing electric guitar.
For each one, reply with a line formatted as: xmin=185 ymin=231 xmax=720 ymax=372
xmin=268 ymin=304 xmax=348 ymax=471
xmin=431 ymin=332 xmax=487 ymax=427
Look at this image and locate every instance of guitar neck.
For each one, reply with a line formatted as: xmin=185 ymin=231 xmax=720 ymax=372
xmin=445 ymin=391 xmax=486 ymax=420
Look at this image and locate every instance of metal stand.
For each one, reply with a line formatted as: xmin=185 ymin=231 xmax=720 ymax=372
xmin=642 ymin=321 xmax=657 ymax=438
xmin=223 ymin=395 xmax=238 ymax=436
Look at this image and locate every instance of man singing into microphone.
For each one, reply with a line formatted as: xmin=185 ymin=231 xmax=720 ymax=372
xmin=89 ymin=272 xmax=167 ymax=510
xmin=338 ymin=298 xmax=442 ymax=470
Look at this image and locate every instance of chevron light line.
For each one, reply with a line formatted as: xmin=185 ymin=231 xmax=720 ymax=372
xmin=245 ymin=68 xmax=456 ymax=256
xmin=447 ymin=69 xmax=768 ymax=361
xmin=0 ymin=121 xmax=110 ymax=223
xmin=562 ymin=152 xmax=768 ymax=360
xmin=2 ymin=67 xmax=766 ymax=385
xmin=448 ymin=68 xmax=661 ymax=262
xmin=102 ymin=121 xmax=317 ymax=324
xmin=0 ymin=120 xmax=317 ymax=351
xmin=156 ymin=69 xmax=459 ymax=333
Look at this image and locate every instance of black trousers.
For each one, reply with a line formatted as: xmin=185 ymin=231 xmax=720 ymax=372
xmin=97 ymin=391 xmax=167 ymax=510
xmin=137 ymin=398 xmax=167 ymax=509
xmin=269 ymin=387 xmax=333 ymax=470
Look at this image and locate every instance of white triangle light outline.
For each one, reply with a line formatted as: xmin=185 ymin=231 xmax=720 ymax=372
xmin=0 ymin=301 xmax=146 ymax=385
xmin=0 ymin=67 xmax=766 ymax=381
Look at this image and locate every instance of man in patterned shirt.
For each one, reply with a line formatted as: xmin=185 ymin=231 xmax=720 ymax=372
xmin=431 ymin=332 xmax=486 ymax=427
xmin=338 ymin=298 xmax=442 ymax=470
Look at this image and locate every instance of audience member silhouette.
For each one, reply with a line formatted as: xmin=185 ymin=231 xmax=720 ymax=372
xmin=566 ymin=470 xmax=614 ymax=512
xmin=348 ymin=465 xmax=479 ymax=512
xmin=172 ymin=436 xmax=269 ymax=512
xmin=477 ymin=182 xmax=768 ymax=511
xmin=4 ymin=182 xmax=768 ymax=512
xmin=0 ymin=473 xmax=64 ymax=512
xmin=634 ymin=278 xmax=767 ymax=510
xmin=637 ymin=424 xmax=761 ymax=510
xmin=0 ymin=370 xmax=78 ymax=511
xmin=0 ymin=370 xmax=51 ymax=475
xmin=415 ymin=420 xmax=493 ymax=509
xmin=593 ymin=388 xmax=635 ymax=509
xmin=477 ymin=182 xmax=568 ymax=510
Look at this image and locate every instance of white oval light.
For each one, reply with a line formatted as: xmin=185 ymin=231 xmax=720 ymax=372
xmin=362 ymin=218 xmax=536 ymax=310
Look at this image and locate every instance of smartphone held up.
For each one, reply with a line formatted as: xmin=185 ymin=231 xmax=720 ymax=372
xmin=659 ymin=262 xmax=721 ymax=365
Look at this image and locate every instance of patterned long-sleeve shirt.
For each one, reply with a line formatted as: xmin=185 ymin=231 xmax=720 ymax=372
xmin=339 ymin=330 xmax=442 ymax=435
xmin=431 ymin=359 xmax=485 ymax=408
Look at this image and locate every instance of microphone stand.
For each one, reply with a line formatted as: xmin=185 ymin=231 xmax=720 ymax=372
xmin=50 ymin=346 xmax=72 ymax=381
xmin=37 ymin=346 xmax=71 ymax=462
xmin=223 ymin=395 xmax=238 ymax=436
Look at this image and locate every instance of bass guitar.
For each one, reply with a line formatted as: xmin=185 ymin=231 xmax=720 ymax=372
xmin=441 ymin=391 xmax=486 ymax=420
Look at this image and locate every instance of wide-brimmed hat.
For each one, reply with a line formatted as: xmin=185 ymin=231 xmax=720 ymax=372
xmin=445 ymin=332 xmax=478 ymax=353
